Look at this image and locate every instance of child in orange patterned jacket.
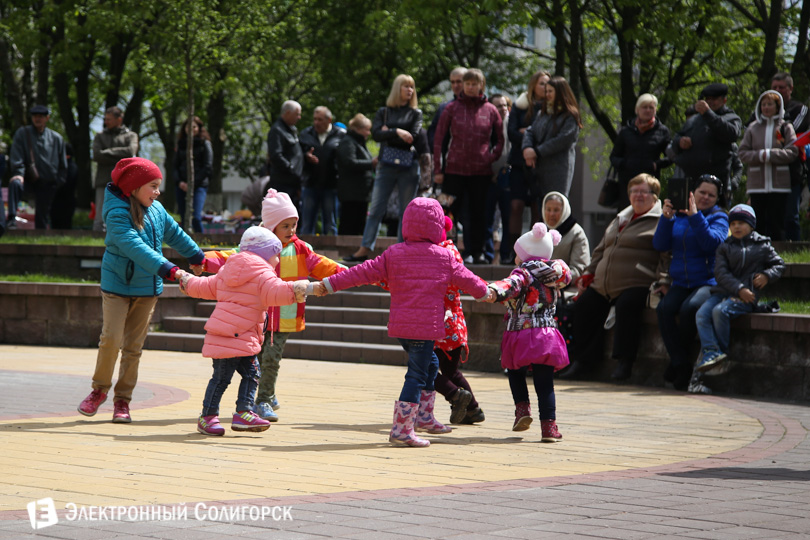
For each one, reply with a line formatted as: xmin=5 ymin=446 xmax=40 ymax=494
xmin=202 ymin=189 xmax=345 ymax=421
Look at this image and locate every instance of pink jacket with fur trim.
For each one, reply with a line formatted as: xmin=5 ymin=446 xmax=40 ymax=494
xmin=183 ymin=251 xmax=296 ymax=359
xmin=324 ymin=198 xmax=489 ymax=340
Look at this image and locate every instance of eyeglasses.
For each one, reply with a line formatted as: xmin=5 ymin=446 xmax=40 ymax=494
xmin=629 ymin=189 xmax=653 ymax=196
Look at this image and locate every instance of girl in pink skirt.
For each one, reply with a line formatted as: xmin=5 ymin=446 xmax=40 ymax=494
xmin=487 ymin=223 xmax=571 ymax=441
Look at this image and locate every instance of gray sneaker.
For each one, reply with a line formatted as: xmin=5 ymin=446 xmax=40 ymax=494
xmin=255 ymin=401 xmax=279 ymax=422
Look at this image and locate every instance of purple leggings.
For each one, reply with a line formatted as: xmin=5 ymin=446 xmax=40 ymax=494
xmin=433 ymin=347 xmax=478 ymax=410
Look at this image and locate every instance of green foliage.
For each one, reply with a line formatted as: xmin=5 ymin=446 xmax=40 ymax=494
xmin=0 ymin=273 xmax=99 ymax=283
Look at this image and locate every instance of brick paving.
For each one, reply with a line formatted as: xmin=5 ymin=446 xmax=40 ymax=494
xmin=0 ymin=345 xmax=807 ymax=539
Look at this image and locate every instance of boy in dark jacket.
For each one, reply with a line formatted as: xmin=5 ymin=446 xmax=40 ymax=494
xmin=694 ymin=204 xmax=784 ymax=372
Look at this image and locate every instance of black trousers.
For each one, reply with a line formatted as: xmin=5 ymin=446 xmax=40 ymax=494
xmin=568 ymin=286 xmax=649 ymax=367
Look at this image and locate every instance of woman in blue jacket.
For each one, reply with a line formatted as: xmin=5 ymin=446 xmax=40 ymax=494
xmin=78 ymin=158 xmax=204 ymax=423
xmin=653 ymin=174 xmax=728 ymax=390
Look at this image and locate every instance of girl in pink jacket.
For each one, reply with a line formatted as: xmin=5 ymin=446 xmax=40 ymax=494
xmin=321 ymin=197 xmax=491 ymax=448
xmin=177 ymin=227 xmax=309 ymax=436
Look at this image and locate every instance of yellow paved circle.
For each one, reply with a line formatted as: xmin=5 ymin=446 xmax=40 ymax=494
xmin=0 ymin=346 xmax=761 ymax=512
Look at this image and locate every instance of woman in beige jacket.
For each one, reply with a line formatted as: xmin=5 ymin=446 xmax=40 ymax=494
xmin=739 ymin=90 xmax=798 ymax=241
xmin=561 ymin=174 xmax=670 ymax=381
xmin=542 ymin=191 xmax=589 ymax=300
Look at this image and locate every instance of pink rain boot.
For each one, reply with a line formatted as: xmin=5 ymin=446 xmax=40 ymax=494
xmin=512 ymin=401 xmax=532 ymax=431
xmin=541 ymin=419 xmax=563 ymax=442
xmin=415 ymin=390 xmax=452 ymax=434
xmin=389 ymin=400 xmax=430 ymax=447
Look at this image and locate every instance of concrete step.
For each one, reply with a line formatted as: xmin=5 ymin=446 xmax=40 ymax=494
xmin=160 ymin=316 xmax=395 ymax=346
xmin=300 ymin=305 xmax=390 ymax=325
xmin=144 ymin=332 xmax=405 ymax=365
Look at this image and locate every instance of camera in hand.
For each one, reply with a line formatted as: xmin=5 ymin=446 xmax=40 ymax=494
xmin=668 ymin=177 xmax=688 ymax=210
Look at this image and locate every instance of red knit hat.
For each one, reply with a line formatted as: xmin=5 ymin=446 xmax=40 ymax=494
xmin=111 ymin=158 xmax=163 ymax=197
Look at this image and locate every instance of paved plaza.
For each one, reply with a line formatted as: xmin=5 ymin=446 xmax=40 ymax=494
xmin=0 ymin=344 xmax=808 ymax=539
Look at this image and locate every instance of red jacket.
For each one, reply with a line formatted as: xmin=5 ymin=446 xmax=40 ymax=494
xmin=433 ymin=92 xmax=504 ymax=176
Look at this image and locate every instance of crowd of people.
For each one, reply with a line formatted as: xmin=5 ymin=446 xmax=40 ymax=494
xmin=2 ymin=64 xmax=799 ymax=447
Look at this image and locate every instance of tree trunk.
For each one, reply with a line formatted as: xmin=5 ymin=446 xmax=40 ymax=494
xmin=184 ymin=49 xmax=195 ymax=233
xmin=206 ymin=70 xmax=227 ymax=206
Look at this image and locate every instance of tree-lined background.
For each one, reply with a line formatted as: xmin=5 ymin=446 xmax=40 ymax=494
xmin=1 ymin=0 xmax=808 ymax=215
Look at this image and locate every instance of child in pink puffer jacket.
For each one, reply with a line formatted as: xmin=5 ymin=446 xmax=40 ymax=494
xmin=319 ymin=197 xmax=492 ymax=448
xmin=177 ymin=226 xmax=309 ymax=436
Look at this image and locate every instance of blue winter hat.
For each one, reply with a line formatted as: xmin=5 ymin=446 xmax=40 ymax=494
xmin=728 ymin=204 xmax=756 ymax=229
xmin=240 ymin=226 xmax=282 ymax=262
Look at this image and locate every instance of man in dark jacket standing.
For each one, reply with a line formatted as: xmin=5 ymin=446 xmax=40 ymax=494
xmin=92 ymin=106 xmax=139 ymax=231
xmin=7 ymin=104 xmax=67 ymax=229
xmin=672 ymin=83 xmax=741 ymax=199
xmin=298 ymin=106 xmax=344 ymax=235
xmin=267 ymin=100 xmax=304 ymax=208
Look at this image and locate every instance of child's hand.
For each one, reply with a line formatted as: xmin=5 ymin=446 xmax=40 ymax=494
xmin=175 ymin=270 xmax=191 ymax=295
xmin=738 ymin=287 xmax=756 ymax=304
xmin=190 ymin=262 xmax=205 ymax=275
xmin=311 ymin=282 xmax=328 ymax=296
xmin=752 ymin=273 xmax=769 ymax=289
xmin=293 ymin=280 xmax=310 ymax=303
xmin=477 ymin=288 xmax=496 ymax=303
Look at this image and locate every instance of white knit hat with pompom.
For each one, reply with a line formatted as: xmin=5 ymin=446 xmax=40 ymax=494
xmin=513 ymin=222 xmax=561 ymax=262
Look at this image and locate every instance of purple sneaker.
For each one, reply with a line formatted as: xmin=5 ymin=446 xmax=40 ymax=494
xmin=231 ymin=410 xmax=270 ymax=432
xmin=78 ymin=389 xmax=107 ymax=416
xmin=197 ymin=415 xmax=225 ymax=436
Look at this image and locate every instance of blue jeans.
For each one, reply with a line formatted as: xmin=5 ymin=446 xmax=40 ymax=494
xmin=696 ymin=294 xmax=754 ymax=354
xmin=397 ymin=338 xmax=438 ymax=404
xmin=300 ymin=187 xmax=337 ymax=235
xmin=176 ymin=185 xmax=207 ymax=233
xmin=361 ymin=162 xmax=418 ymax=249
xmin=656 ymin=284 xmax=712 ymax=367
xmin=784 ymin=181 xmax=803 ymax=241
xmin=201 ymin=356 xmax=261 ymax=416
xmin=484 ymin=167 xmax=512 ymax=262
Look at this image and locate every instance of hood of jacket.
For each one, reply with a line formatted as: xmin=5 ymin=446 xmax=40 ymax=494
xmin=218 ymin=251 xmax=269 ymax=288
xmin=402 ymin=197 xmax=444 ymax=244
xmin=754 ymin=90 xmax=786 ymax=124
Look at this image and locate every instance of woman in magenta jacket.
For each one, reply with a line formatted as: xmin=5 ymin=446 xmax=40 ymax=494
xmin=433 ymin=68 xmax=504 ymax=264
xmin=322 ymin=197 xmax=491 ymax=448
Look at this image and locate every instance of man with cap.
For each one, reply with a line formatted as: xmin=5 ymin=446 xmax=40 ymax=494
xmin=6 ymin=104 xmax=67 ymax=229
xmin=671 ymin=83 xmax=742 ymax=199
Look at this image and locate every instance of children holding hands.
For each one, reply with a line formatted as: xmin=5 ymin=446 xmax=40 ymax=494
xmin=318 ymin=197 xmax=492 ymax=447
xmin=176 ymin=226 xmax=311 ymax=435
xmin=201 ymin=189 xmax=345 ymax=421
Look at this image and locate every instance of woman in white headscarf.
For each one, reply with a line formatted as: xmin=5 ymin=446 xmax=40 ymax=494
xmin=541 ymin=191 xmax=589 ymax=299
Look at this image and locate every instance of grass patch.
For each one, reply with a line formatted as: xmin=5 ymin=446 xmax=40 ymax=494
xmin=0 ymin=235 xmax=107 ymax=246
xmin=761 ymin=298 xmax=810 ymax=315
xmin=0 ymin=273 xmax=99 ymax=283
xmin=781 ymin=249 xmax=810 ymax=264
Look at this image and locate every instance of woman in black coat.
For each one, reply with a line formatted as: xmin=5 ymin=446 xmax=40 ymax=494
xmin=609 ymin=94 xmax=671 ymax=211
xmin=174 ymin=116 xmax=213 ymax=233
xmin=336 ymin=114 xmax=377 ymax=235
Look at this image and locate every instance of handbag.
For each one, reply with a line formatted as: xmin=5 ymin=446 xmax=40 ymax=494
xmin=379 ymin=108 xmax=414 ymax=168
xmin=23 ymin=126 xmax=40 ymax=184
xmin=597 ymin=165 xmax=619 ymax=208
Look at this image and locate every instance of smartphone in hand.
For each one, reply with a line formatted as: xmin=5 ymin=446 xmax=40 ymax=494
xmin=669 ymin=177 xmax=688 ymax=210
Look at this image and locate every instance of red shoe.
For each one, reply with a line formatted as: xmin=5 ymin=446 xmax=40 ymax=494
xmin=112 ymin=400 xmax=132 ymax=423
xmin=541 ymin=419 xmax=562 ymax=442
xmin=512 ymin=401 xmax=532 ymax=432
xmin=78 ymin=389 xmax=107 ymax=416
